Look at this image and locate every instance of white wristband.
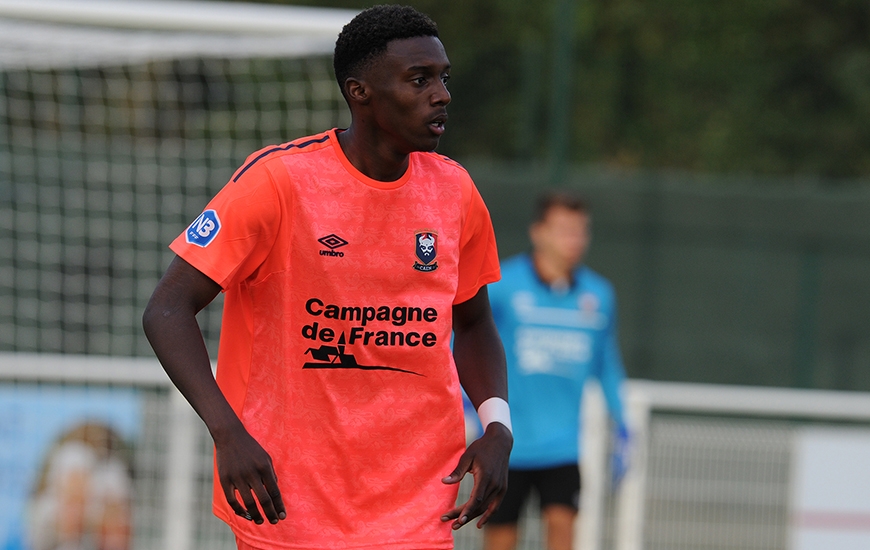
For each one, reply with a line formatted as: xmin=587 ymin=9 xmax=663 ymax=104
xmin=477 ymin=397 xmax=512 ymax=434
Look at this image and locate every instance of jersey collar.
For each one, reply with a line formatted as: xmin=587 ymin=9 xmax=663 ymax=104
xmin=329 ymin=128 xmax=415 ymax=190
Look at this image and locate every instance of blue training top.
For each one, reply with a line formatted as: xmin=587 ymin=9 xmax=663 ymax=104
xmin=489 ymin=254 xmax=626 ymax=469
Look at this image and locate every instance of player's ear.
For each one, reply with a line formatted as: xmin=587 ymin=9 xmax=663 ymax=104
xmin=529 ymin=221 xmax=543 ymax=249
xmin=344 ymin=77 xmax=370 ymax=105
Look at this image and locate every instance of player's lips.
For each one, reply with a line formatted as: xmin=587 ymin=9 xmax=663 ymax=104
xmin=428 ymin=113 xmax=447 ymax=135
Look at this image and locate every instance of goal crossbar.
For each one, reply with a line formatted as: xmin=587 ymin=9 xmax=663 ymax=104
xmin=0 ymin=0 xmax=358 ymax=70
xmin=0 ymin=0 xmax=358 ymax=35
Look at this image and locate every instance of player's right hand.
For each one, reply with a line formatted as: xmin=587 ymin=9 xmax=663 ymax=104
xmin=214 ymin=424 xmax=286 ymax=525
xmin=441 ymin=421 xmax=512 ymax=529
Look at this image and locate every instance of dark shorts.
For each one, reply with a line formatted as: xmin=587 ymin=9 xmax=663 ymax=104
xmin=487 ymin=463 xmax=582 ymax=525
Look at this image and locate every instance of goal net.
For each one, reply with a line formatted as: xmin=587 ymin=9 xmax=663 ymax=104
xmin=0 ymin=0 xmax=354 ymax=358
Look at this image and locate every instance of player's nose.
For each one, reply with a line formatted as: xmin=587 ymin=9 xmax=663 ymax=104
xmin=432 ymin=81 xmax=450 ymax=106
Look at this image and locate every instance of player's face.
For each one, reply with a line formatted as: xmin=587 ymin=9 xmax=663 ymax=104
xmin=363 ymin=35 xmax=451 ymax=153
xmin=531 ymin=207 xmax=590 ymax=269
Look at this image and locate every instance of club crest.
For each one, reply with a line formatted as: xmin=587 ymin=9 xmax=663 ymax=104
xmin=579 ymin=292 xmax=599 ymax=312
xmin=413 ymin=231 xmax=438 ymax=272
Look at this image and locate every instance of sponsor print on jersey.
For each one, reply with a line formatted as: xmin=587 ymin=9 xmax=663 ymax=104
xmin=318 ymin=233 xmax=348 ymax=257
xmin=515 ymin=326 xmax=592 ymax=377
xmin=303 ymin=333 xmax=422 ymax=376
xmin=185 ymin=210 xmax=221 ymax=247
xmin=511 ymin=290 xmax=608 ymax=330
xmin=300 ymin=297 xmax=441 ymax=376
xmin=413 ymin=231 xmax=438 ymax=272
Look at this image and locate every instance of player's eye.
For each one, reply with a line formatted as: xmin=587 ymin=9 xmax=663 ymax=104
xmin=413 ymin=76 xmax=427 ymax=85
xmin=441 ymin=74 xmax=450 ymax=85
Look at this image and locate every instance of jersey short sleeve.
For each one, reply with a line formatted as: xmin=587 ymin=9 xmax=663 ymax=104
xmin=454 ymin=181 xmax=500 ymax=304
xmin=169 ymin=159 xmax=281 ymax=289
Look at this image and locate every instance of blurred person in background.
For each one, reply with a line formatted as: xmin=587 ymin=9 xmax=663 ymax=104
xmin=483 ymin=192 xmax=629 ymax=550
xmin=27 ymin=423 xmax=132 ymax=550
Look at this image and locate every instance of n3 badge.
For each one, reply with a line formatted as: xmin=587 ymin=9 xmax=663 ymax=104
xmin=413 ymin=231 xmax=438 ymax=272
xmin=185 ymin=210 xmax=221 ymax=247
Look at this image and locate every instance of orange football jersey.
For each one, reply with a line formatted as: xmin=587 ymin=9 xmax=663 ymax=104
xmin=170 ymin=129 xmax=500 ymax=550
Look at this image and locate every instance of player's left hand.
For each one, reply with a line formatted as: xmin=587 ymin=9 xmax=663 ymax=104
xmin=440 ymin=422 xmax=513 ymax=530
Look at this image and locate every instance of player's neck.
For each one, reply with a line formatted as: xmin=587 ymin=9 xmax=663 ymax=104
xmin=336 ymin=126 xmax=410 ymax=182
xmin=532 ymin=252 xmax=576 ymax=290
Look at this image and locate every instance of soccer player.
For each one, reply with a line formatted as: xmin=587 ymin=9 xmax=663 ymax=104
xmin=483 ymin=192 xmax=629 ymax=550
xmin=142 ymin=5 xmax=512 ymax=550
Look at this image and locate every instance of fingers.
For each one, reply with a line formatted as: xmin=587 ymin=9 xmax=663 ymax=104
xmin=264 ymin=468 xmax=287 ymax=521
xmin=214 ymin=427 xmax=287 ymax=525
xmin=222 ymin=481 xmax=265 ymax=524
xmin=441 ymin=473 xmax=503 ymax=530
xmin=239 ymin=487 xmax=265 ymax=524
xmin=476 ymin=493 xmax=504 ymax=528
xmin=441 ymin=506 xmax=461 ymax=521
xmin=440 ymin=441 xmax=509 ymax=531
xmin=223 ymin=484 xmax=249 ymax=520
xmin=458 ymin=477 xmax=501 ymax=530
xmin=253 ymin=467 xmax=287 ymax=524
xmin=442 ymin=451 xmax=473 ymax=485
xmin=220 ymin=468 xmax=286 ymax=525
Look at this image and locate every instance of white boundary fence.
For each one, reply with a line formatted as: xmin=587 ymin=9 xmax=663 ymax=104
xmin=5 ymin=353 xmax=870 ymax=550
xmin=582 ymin=380 xmax=870 ymax=550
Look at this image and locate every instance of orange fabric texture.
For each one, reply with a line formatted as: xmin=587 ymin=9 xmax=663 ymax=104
xmin=170 ymin=129 xmax=500 ymax=550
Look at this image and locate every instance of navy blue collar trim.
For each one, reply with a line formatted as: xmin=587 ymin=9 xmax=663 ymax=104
xmin=232 ymin=134 xmax=331 ymax=183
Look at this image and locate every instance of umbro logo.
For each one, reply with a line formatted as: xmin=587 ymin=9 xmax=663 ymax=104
xmin=318 ymin=234 xmax=348 ymax=257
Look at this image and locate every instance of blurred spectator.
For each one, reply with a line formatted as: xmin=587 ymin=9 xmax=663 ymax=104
xmin=27 ymin=423 xmax=132 ymax=550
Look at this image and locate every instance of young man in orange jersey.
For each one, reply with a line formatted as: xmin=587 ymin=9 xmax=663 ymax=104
xmin=142 ymin=5 xmax=513 ymax=550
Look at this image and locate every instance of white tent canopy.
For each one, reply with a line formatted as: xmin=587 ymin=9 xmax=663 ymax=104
xmin=0 ymin=0 xmax=358 ymax=69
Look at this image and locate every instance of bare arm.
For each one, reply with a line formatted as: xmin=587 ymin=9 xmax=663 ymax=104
xmin=142 ymin=255 xmax=285 ymax=524
xmin=441 ymin=285 xmax=513 ymax=529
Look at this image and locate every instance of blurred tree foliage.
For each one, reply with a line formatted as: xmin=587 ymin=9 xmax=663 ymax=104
xmin=241 ymin=0 xmax=870 ymax=179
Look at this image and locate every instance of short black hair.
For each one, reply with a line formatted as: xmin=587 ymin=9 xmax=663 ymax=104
xmin=533 ymin=191 xmax=589 ymax=223
xmin=334 ymin=5 xmax=439 ymax=95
